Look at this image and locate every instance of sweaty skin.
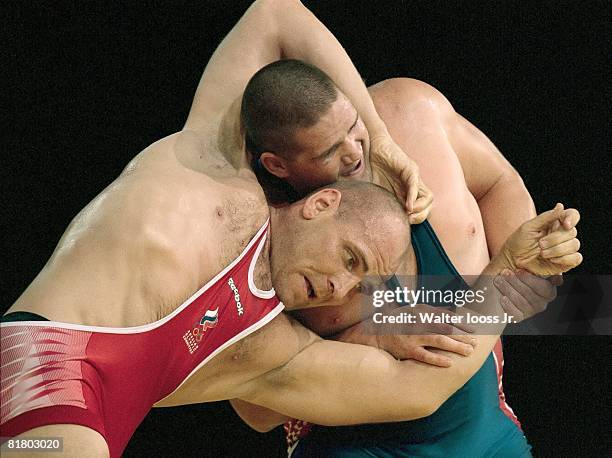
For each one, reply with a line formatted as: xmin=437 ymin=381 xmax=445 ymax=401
xmin=4 ymin=1 xmax=581 ymax=456
xmin=292 ymin=78 xmax=515 ymax=336
xmin=5 ymin=121 xmax=579 ymax=457
xmin=209 ymin=2 xmax=569 ymax=432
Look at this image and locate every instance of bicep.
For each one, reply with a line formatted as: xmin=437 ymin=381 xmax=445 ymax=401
xmin=445 ymin=107 xmax=536 ymax=253
xmin=184 ymin=0 xmax=282 ymax=130
xmin=447 ymin=111 xmax=518 ymax=201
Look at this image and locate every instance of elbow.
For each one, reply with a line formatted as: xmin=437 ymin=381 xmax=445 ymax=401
xmin=378 ymin=385 xmax=441 ymax=422
xmin=405 ymin=397 xmax=440 ymax=421
xmin=250 ymin=422 xmax=281 ymax=434
xmin=419 ymin=395 xmax=446 ymax=419
xmin=382 ymin=397 xmax=438 ymax=422
xmin=384 ymin=365 xmax=456 ymax=421
xmin=229 ymin=398 xmax=287 ymax=434
xmin=395 ymin=390 xmax=451 ymax=421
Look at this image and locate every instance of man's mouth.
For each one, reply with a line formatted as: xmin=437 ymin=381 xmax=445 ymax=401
xmin=342 ymin=159 xmax=364 ymax=177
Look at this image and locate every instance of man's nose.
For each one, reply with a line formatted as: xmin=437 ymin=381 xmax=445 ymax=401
xmin=340 ymin=139 xmax=362 ymax=165
xmin=329 ymin=271 xmax=361 ymax=300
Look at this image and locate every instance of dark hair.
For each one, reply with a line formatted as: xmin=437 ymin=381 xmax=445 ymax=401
xmin=241 ymin=59 xmax=338 ymax=158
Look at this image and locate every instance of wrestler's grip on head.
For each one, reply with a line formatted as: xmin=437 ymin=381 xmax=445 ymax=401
xmin=493 ymin=203 xmax=582 ymax=321
xmin=369 ymin=134 xmax=434 ymax=224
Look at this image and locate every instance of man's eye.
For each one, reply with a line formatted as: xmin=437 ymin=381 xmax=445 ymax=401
xmin=322 ymin=149 xmax=336 ymax=161
xmin=356 ymin=282 xmax=374 ymax=296
xmin=346 ymin=255 xmax=355 ymax=271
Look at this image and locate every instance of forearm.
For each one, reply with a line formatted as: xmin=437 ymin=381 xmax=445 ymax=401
xmin=273 ymin=0 xmax=388 ymax=137
xmin=478 ymin=172 xmax=536 ymax=257
xmin=242 ymin=328 xmax=502 ymax=426
xmin=242 ymin=265 xmax=509 ymax=426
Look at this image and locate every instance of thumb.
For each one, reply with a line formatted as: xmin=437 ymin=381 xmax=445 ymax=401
xmin=525 ymin=203 xmax=565 ymax=231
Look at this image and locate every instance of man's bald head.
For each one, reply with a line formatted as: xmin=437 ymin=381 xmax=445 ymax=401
xmin=317 ymin=181 xmax=410 ymax=235
xmin=270 ymin=181 xmax=410 ymax=310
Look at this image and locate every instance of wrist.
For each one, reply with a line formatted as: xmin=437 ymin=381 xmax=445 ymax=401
xmin=367 ymin=119 xmax=390 ymax=142
xmin=485 ymin=249 xmax=516 ymax=276
xmin=369 ymin=130 xmax=390 ymax=144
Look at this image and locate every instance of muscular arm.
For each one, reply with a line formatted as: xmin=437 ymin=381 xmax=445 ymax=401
xmin=238 ymin=314 xmax=502 ymax=427
xmin=447 ymin=112 xmax=536 ymax=256
xmin=185 ymin=0 xmax=386 ymax=137
xmin=231 ymin=206 xmax=581 ymax=430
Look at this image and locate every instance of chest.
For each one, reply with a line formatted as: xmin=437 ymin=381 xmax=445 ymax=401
xmin=409 ymin=145 xmax=489 ymax=276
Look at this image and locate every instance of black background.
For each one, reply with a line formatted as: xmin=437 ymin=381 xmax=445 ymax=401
xmin=3 ymin=1 xmax=611 ymax=456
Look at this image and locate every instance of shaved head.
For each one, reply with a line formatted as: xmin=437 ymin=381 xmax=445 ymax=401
xmin=317 ymin=181 xmax=409 ymax=234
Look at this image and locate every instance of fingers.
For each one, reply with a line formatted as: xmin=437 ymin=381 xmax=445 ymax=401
xmin=524 ymin=203 xmax=564 ymax=232
xmin=494 ymin=270 xmax=552 ymax=320
xmin=423 ymin=334 xmax=474 ymax=355
xmin=549 ymin=274 xmax=564 ymax=286
xmin=561 ymin=208 xmax=580 ymax=229
xmin=410 ymin=334 xmax=476 ymax=367
xmin=447 ymin=334 xmax=478 ymax=346
xmin=547 ymin=208 xmax=579 ymax=233
xmin=444 ymin=318 xmax=476 ymax=334
xmin=540 ymin=227 xmax=577 ymax=249
xmin=415 ymin=305 xmax=474 ymax=333
xmin=495 ymin=273 xmax=532 ymax=320
xmin=499 ymin=296 xmax=524 ymax=322
xmin=411 ymin=347 xmax=452 ymax=368
xmin=541 ymin=238 xmax=581 ymax=259
xmin=409 ymin=208 xmax=429 ymax=225
xmin=515 ymin=270 xmax=557 ymax=301
xmin=416 ymin=322 xmax=472 ymax=336
xmin=425 ymin=322 xmax=464 ymax=335
xmin=408 ymin=185 xmax=434 ymax=225
xmin=547 ymin=218 xmax=561 ymax=235
xmin=548 ymin=252 xmax=583 ymax=269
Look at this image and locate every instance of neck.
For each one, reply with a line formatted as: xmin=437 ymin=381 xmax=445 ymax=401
xmin=252 ymin=228 xmax=273 ymax=292
xmin=266 ymin=206 xmax=285 ymax=290
xmin=267 ymin=206 xmax=286 ymax=259
xmin=267 ymin=204 xmax=298 ymax=270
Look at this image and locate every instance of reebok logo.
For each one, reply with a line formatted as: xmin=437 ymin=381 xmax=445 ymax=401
xmin=228 ymin=277 xmax=244 ymax=316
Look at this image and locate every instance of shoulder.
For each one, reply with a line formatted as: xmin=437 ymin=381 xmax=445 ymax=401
xmin=369 ymin=77 xmax=456 ymax=120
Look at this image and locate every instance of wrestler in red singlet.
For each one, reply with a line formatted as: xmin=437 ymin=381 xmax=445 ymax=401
xmin=0 ymin=221 xmax=283 ymax=457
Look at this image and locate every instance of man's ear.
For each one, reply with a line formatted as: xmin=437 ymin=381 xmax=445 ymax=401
xmin=302 ymin=189 xmax=342 ymax=220
xmin=260 ymin=152 xmax=289 ymax=178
